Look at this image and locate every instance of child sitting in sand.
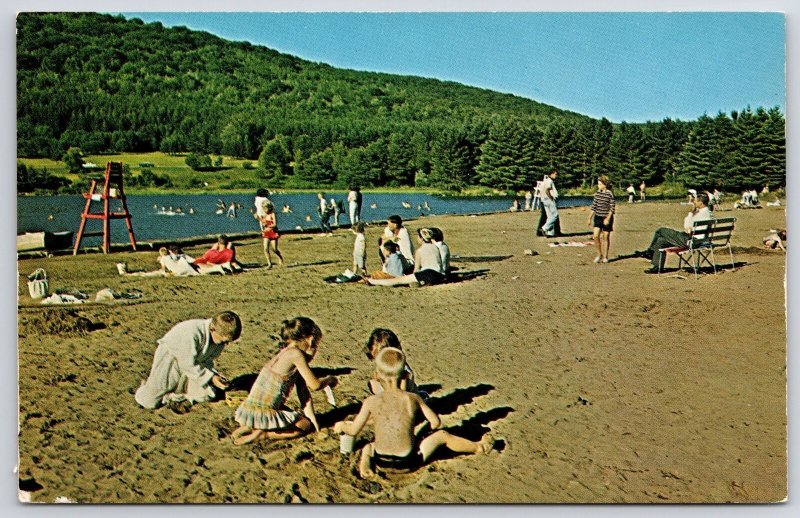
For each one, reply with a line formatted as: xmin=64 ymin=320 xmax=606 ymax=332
xmin=429 ymin=227 xmax=451 ymax=275
xmin=367 ymin=228 xmax=445 ymax=287
xmin=363 ymin=328 xmax=421 ymax=396
xmin=334 ymin=347 xmax=492 ymax=479
xmin=259 ymin=201 xmax=284 ymax=268
xmin=135 ymin=311 xmax=241 ymax=412
xmin=352 ymin=222 xmax=367 ymax=277
xmin=367 ymin=241 xmax=409 ymax=280
xmin=231 ymin=317 xmax=337 ymax=445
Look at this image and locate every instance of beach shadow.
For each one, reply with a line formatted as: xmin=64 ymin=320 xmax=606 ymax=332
xmin=443 ymin=269 xmax=490 ymax=284
xmin=546 ymin=231 xmax=592 ymax=238
xmin=313 ymin=366 xmax=355 ymax=377
xmin=19 ymin=477 xmax=43 ymax=492
xmin=426 ymin=383 xmax=494 ymax=416
xmin=445 ymin=406 xmax=514 ymax=440
xmin=229 ymin=367 xmax=353 ymax=392
xmin=285 ymin=260 xmax=338 ymax=269
xmin=661 ymin=260 xmax=748 ymax=275
xmin=417 ymin=383 xmax=443 ymax=397
xmin=452 ymin=255 xmax=512 ymax=263
xmin=317 ymin=401 xmax=362 ymax=429
xmin=228 ymin=373 xmax=258 ymax=391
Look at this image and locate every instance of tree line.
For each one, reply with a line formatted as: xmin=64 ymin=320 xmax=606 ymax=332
xmin=17 ymin=12 xmax=785 ymax=193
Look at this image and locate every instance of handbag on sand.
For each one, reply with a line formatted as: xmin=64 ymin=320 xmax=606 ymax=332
xmin=27 ymin=268 xmax=49 ymax=299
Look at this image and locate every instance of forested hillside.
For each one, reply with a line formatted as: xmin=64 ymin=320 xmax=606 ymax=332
xmin=17 ymin=12 xmax=785 ymax=192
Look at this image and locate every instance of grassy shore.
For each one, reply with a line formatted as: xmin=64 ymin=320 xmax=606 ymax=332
xmin=17 ymin=201 xmax=786 ymax=503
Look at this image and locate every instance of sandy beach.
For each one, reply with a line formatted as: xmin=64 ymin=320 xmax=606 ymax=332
xmin=16 ymin=200 xmax=786 ymax=503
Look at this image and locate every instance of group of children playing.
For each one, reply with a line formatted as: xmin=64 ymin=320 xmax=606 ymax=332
xmin=135 ymin=312 xmax=492 ymax=479
xmin=349 ymin=215 xmax=452 ymax=288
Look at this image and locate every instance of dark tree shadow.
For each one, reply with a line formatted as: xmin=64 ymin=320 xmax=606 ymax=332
xmin=425 ymin=383 xmax=494 ymax=416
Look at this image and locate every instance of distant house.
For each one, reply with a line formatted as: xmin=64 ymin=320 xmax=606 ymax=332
xmin=81 ymin=162 xmax=101 ymax=171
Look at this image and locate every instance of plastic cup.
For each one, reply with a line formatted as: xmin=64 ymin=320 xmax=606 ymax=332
xmin=339 ymin=434 xmax=355 ymax=454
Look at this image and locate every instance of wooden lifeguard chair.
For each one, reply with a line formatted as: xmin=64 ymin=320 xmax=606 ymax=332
xmin=73 ymin=161 xmax=137 ymax=254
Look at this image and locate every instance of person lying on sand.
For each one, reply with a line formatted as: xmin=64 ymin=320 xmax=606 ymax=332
xmin=134 ymin=311 xmax=241 ymax=413
xmin=763 ymin=229 xmax=786 ymax=251
xmin=193 ymin=235 xmax=244 ymax=272
xmin=334 ymin=347 xmax=492 ymax=480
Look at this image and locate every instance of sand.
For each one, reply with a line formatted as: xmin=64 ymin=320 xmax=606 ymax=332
xmin=16 ymin=201 xmax=787 ymax=503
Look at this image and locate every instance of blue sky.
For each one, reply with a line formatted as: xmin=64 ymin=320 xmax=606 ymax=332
xmin=123 ymin=12 xmax=785 ymax=123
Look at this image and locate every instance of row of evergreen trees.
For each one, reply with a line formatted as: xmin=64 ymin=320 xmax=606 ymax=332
xmin=17 ymin=13 xmax=785 ymax=193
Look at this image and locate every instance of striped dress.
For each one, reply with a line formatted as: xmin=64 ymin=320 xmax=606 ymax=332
xmin=234 ymin=348 xmax=302 ymax=430
xmin=591 ymin=189 xmax=616 ymax=217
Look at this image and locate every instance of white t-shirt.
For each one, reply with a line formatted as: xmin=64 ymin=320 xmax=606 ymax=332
xmin=539 ymin=177 xmax=557 ymax=200
xmin=416 ymin=242 xmax=444 ymax=273
xmin=435 ymin=241 xmax=450 ymax=272
xmin=160 ymin=254 xmax=199 ymax=276
xmin=353 ymin=233 xmax=366 ymax=266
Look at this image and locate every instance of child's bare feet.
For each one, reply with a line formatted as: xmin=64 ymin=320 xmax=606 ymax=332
xmin=233 ymin=429 xmax=264 ymax=445
xmin=476 ymin=435 xmax=495 ymax=454
xmin=358 ymin=465 xmax=379 ymax=481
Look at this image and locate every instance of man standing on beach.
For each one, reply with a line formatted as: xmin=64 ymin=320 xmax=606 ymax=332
xmin=538 ymin=170 xmax=560 ymax=237
xmin=637 ymin=192 xmax=713 ymax=274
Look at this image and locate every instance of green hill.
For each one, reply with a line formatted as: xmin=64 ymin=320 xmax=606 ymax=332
xmin=16 ymin=12 xmax=785 ymax=193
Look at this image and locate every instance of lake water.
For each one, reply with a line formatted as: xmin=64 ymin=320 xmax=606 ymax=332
xmin=17 ymin=192 xmax=591 ymax=244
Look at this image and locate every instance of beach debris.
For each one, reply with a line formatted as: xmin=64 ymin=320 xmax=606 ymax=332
xmin=511 ymin=276 xmax=520 ymax=280
xmin=523 ymin=249 xmax=538 ymax=256
xmin=324 ymin=385 xmax=337 ymax=407
xmin=41 ymin=293 xmax=86 ymax=305
xmin=26 ymin=268 xmax=49 ymax=299
xmin=95 ymin=288 xmax=143 ymax=302
xmin=54 ymin=496 xmax=77 ymax=503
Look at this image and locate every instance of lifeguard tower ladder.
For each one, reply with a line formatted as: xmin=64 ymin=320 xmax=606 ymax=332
xmin=73 ymin=161 xmax=137 ymax=255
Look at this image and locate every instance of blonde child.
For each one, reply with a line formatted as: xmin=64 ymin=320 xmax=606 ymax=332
xmin=231 ymin=317 xmax=337 ymax=445
xmin=335 ymin=348 xmax=492 ymax=479
xmin=362 ymin=328 xmax=419 ymax=396
xmin=587 ymin=175 xmax=615 ymax=264
xmin=352 ymin=222 xmax=367 ymax=276
xmin=135 ymin=311 xmax=241 ymax=412
xmin=259 ymin=200 xmax=284 ymax=268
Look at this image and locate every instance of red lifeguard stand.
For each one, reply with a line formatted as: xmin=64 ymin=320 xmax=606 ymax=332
xmin=73 ymin=161 xmax=137 ymax=254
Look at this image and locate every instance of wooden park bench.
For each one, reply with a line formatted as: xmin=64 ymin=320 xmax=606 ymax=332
xmin=658 ymin=217 xmax=736 ymax=278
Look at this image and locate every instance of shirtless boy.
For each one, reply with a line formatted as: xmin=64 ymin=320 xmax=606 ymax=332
xmin=334 ymin=347 xmax=492 ymax=479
